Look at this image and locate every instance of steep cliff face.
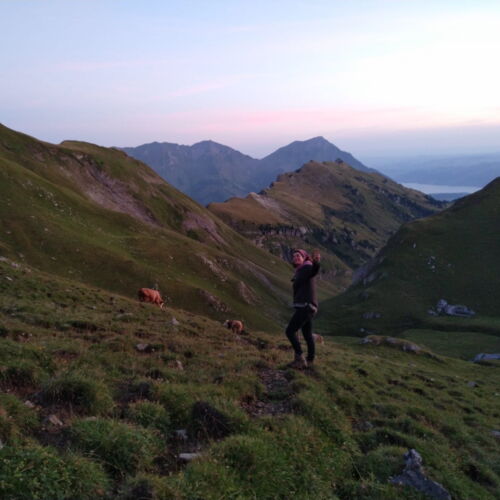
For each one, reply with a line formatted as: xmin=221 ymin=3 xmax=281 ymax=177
xmin=209 ymin=160 xmax=446 ymax=292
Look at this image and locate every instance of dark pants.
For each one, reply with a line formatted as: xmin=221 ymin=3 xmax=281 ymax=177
xmin=285 ymin=307 xmax=315 ymax=361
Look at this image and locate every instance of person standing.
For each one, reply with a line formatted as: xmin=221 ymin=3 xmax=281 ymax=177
xmin=285 ymin=248 xmax=321 ymax=369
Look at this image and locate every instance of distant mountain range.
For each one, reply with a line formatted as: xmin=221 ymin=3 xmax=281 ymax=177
xmin=122 ymin=137 xmax=378 ymax=205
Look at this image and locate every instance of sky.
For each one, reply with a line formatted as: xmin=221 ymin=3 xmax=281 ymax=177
xmin=1 ymin=0 xmax=500 ymax=159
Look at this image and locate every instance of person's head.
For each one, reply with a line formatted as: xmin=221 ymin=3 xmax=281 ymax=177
xmin=292 ymin=249 xmax=310 ymax=267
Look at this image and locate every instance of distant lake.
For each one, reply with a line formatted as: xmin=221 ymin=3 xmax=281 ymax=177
xmin=402 ymin=183 xmax=481 ymax=194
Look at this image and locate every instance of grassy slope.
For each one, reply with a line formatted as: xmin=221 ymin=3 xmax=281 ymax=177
xmin=209 ymin=161 xmax=445 ymax=293
xmin=0 ymin=124 xmax=297 ymax=331
xmin=316 ymin=178 xmax=500 ymax=344
xmin=0 ymin=259 xmax=499 ymax=499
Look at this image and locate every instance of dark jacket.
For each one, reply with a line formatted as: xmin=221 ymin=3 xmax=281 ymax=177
xmin=292 ymin=261 xmax=320 ymax=308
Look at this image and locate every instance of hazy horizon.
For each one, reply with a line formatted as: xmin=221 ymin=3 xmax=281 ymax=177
xmin=2 ymin=1 xmax=500 ymax=159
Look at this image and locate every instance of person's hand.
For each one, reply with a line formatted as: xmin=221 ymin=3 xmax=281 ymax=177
xmin=311 ymin=249 xmax=321 ymax=263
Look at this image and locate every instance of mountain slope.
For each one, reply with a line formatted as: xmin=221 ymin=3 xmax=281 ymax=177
xmin=0 ymin=252 xmax=499 ymax=499
xmin=122 ymin=140 xmax=259 ymax=205
xmin=122 ymin=136 xmax=376 ymax=204
xmin=254 ymin=136 xmax=377 ymax=189
xmin=208 ymin=160 xmax=445 ymax=292
xmin=0 ymin=124 xmax=295 ymax=329
xmin=317 ymin=177 xmax=500 ymax=336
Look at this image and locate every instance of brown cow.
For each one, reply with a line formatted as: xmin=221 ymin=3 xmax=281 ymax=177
xmin=138 ymin=288 xmax=164 ymax=309
xmin=224 ymin=319 xmax=244 ymax=335
xmin=312 ymin=333 xmax=324 ymax=345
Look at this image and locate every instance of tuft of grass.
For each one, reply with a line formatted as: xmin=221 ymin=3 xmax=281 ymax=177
xmin=0 ymin=445 xmax=109 ymax=500
xmin=126 ymin=401 xmax=171 ymax=436
xmin=69 ymin=418 xmax=161 ymax=476
xmin=41 ymin=371 xmax=114 ymax=415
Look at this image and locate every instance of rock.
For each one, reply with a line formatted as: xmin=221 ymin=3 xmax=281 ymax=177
xmin=390 ymin=449 xmax=451 ymax=500
xmin=385 ymin=337 xmax=398 ymax=344
xmin=175 ymin=429 xmax=188 ymax=441
xmin=24 ymin=400 xmax=36 ymax=409
xmin=491 ymin=430 xmax=500 ymax=439
xmin=436 ymin=299 xmax=475 ymax=317
xmin=467 ymin=381 xmax=478 ymax=388
xmin=171 ymin=317 xmax=180 ymax=326
xmin=135 ymin=343 xmax=149 ymax=352
xmin=427 ymin=309 xmax=438 ymax=316
xmin=170 ymin=360 xmax=184 ymax=371
xmin=362 ymin=311 xmax=381 ymax=319
xmin=402 ymin=343 xmax=421 ymax=353
xmin=473 ymin=353 xmax=500 ymax=363
xmin=179 ymin=452 xmax=202 ymax=462
xmin=46 ymin=414 xmax=63 ymax=427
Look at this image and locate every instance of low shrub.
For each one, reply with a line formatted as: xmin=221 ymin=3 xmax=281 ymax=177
xmin=69 ymin=418 xmax=160 ymax=476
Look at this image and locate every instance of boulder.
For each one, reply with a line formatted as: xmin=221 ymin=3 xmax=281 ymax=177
xmin=473 ymin=353 xmax=500 ymax=363
xmin=436 ymin=299 xmax=475 ymax=317
xmin=390 ymin=449 xmax=451 ymax=500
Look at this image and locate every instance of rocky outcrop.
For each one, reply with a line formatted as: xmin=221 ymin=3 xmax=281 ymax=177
xmin=433 ymin=299 xmax=475 ymax=317
xmin=390 ymin=449 xmax=451 ymax=500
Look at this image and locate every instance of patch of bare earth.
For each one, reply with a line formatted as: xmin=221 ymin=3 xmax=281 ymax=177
xmin=242 ymin=368 xmax=294 ymax=417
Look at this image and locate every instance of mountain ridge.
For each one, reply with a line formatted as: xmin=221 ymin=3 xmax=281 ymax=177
xmin=122 ymin=136 xmax=377 ymax=204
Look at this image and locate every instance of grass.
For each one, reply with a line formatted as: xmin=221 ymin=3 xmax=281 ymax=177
xmin=0 ymin=258 xmax=498 ymax=499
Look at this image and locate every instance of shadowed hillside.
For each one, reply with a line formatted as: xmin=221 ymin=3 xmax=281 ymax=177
xmin=209 ymin=160 xmax=446 ymax=293
xmin=317 ymin=177 xmax=500 ymax=343
xmin=0 ymin=124 xmax=298 ymax=330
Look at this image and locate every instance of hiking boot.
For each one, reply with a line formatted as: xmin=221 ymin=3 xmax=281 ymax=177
xmin=287 ymin=354 xmax=308 ymax=370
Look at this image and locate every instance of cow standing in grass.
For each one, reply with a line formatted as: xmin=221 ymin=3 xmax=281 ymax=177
xmin=224 ymin=320 xmax=244 ymax=335
xmin=138 ymin=288 xmax=164 ymax=309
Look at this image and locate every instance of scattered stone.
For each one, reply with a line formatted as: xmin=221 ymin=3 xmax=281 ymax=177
xmin=46 ymin=414 xmax=64 ymax=427
xmin=390 ymin=449 xmax=451 ymax=500
xmin=5 ymin=276 xmax=12 ymax=281
xmin=175 ymin=429 xmax=188 ymax=441
xmin=436 ymin=299 xmax=475 ymax=317
xmin=179 ymin=452 xmax=202 ymax=462
xmin=467 ymin=381 xmax=478 ymax=388
xmin=354 ymin=420 xmax=374 ymax=431
xmin=170 ymin=360 xmax=184 ymax=371
xmin=171 ymin=317 xmax=180 ymax=326
xmin=473 ymin=353 xmax=500 ymax=363
xmin=362 ymin=311 xmax=382 ymax=319
xmin=135 ymin=343 xmax=150 ymax=352
xmin=24 ymin=400 xmax=36 ymax=409
xmin=403 ymin=343 xmax=421 ymax=353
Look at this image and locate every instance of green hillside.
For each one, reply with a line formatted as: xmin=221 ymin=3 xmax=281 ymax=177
xmin=0 ymin=256 xmax=499 ymax=499
xmin=317 ymin=178 xmax=500 ymax=349
xmin=209 ymin=160 xmax=445 ymax=292
xmin=0 ymin=124 xmax=301 ymax=331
